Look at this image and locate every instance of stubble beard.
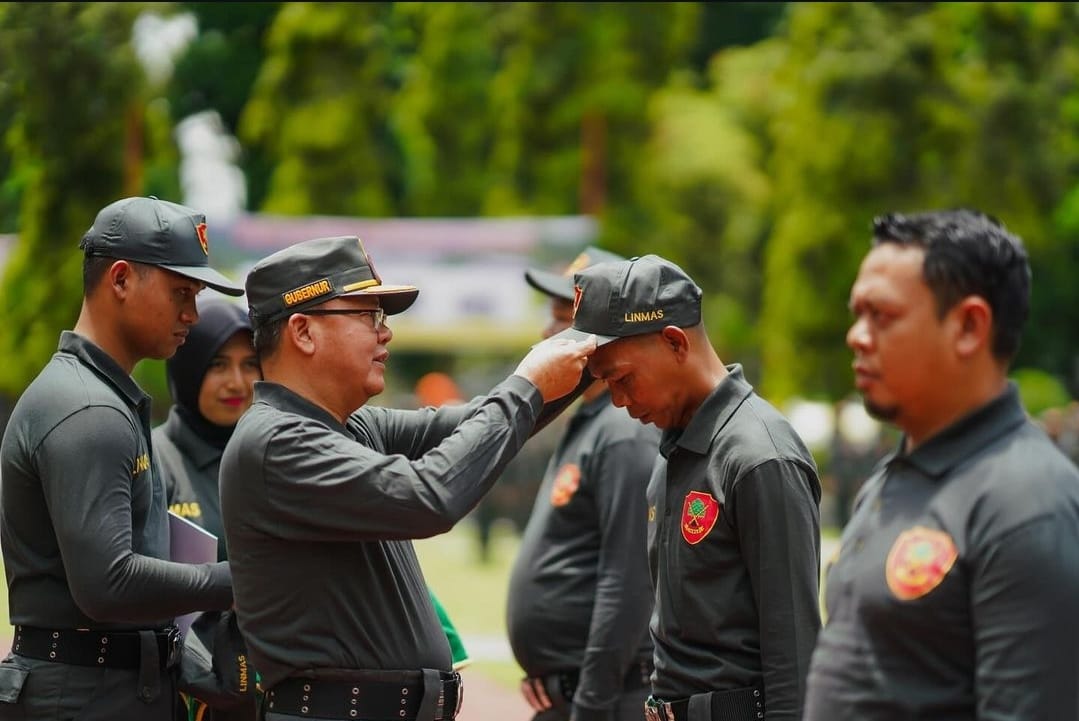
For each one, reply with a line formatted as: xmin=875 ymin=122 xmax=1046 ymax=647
xmin=862 ymin=396 xmax=899 ymax=424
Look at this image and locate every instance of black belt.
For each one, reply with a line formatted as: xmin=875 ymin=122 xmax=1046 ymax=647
xmin=645 ymin=686 xmax=764 ymax=721
xmin=534 ymin=658 xmax=653 ymax=702
xmin=12 ymin=625 xmax=182 ymax=670
xmin=266 ymin=670 xmax=462 ymax=720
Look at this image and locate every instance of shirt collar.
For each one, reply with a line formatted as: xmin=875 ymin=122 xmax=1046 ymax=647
xmin=167 ymin=407 xmax=226 ymax=468
xmin=251 ymin=380 xmax=350 ymax=435
xmin=894 ymin=382 xmax=1027 ymax=478
xmin=660 ymin=363 xmax=753 ymax=457
xmin=59 ymin=331 xmax=149 ymax=412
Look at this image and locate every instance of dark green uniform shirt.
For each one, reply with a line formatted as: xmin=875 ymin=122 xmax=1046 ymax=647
xmin=507 ymin=391 xmax=659 ymax=717
xmin=220 ymin=375 xmax=546 ymax=690
xmin=648 ymin=365 xmax=821 ymax=720
xmin=0 ymin=332 xmax=232 ymax=630
xmin=804 ymin=384 xmax=1079 ymax=721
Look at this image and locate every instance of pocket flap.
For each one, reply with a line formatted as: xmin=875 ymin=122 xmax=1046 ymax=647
xmin=0 ymin=661 xmax=30 ymax=703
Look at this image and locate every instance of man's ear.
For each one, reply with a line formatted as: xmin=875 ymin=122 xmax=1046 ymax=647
xmin=659 ymin=325 xmax=690 ymax=360
xmin=953 ymin=296 xmax=993 ymax=358
xmin=108 ymin=260 xmax=133 ymax=297
xmin=286 ymin=314 xmax=318 ymax=357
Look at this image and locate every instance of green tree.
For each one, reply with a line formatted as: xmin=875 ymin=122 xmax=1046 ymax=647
xmin=750 ymin=2 xmax=1079 ymax=400
xmin=0 ymin=2 xmax=153 ymax=397
xmin=628 ymin=39 xmax=786 ymax=378
xmin=240 ymin=2 xmax=701 ymax=219
xmin=240 ymin=2 xmax=413 ymax=216
xmin=169 ymin=2 xmax=281 ymax=209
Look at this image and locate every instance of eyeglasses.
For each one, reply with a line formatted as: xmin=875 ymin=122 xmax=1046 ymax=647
xmin=303 ymin=308 xmax=387 ymax=329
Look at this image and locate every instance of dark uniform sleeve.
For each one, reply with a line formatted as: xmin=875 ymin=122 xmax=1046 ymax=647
xmin=259 ymin=376 xmax=544 ymax=540
xmin=971 ymin=516 xmax=1079 ymax=720
xmin=573 ymin=437 xmax=656 ymax=719
xmin=359 ymin=372 xmax=591 ymax=459
xmin=731 ymin=460 xmax=821 ymax=721
xmin=36 ymin=407 xmax=232 ymax=623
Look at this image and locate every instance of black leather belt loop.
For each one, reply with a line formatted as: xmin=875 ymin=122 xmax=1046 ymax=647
xmin=12 ymin=625 xmax=182 ymax=671
xmin=266 ymin=670 xmax=462 ymax=720
xmin=136 ymin=630 xmax=162 ymax=703
xmin=645 ymin=686 xmax=764 ymax=721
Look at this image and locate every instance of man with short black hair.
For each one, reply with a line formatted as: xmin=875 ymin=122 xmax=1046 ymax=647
xmin=803 ymin=209 xmax=1079 ymax=720
xmin=219 ymin=235 xmax=595 ymax=721
xmin=0 ymin=196 xmax=241 ymax=720
xmin=555 ymin=254 xmax=823 ymax=721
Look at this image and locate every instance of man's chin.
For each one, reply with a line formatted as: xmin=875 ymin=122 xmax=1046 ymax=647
xmin=862 ymin=397 xmax=898 ymax=424
xmin=365 ymin=378 xmax=386 ymax=399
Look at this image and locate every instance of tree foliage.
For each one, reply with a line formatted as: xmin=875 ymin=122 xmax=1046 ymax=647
xmin=632 ymin=2 xmax=1079 ymax=400
xmin=1 ymin=1 xmax=1076 ymax=407
xmin=169 ymin=2 xmax=281 ymax=209
xmin=0 ymin=2 xmax=151 ymax=396
xmin=239 ymin=2 xmax=701 ymax=218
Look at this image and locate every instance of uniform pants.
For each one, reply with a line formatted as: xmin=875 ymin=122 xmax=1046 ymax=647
xmin=531 ymin=683 xmax=651 ymax=721
xmin=0 ymin=653 xmax=178 ymax=721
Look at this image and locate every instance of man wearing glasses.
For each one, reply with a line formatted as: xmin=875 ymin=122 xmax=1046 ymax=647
xmin=219 ymin=235 xmax=596 ymax=721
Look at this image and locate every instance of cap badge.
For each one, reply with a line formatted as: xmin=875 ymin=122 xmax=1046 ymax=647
xmin=572 ymin=285 xmax=583 ymax=319
xmin=681 ymin=491 xmax=720 ymax=545
xmin=549 ymin=464 xmax=581 ymax=507
xmin=196 ymin=222 xmax=209 ymax=256
xmin=563 ymin=252 xmax=590 ymax=277
xmin=885 ymin=526 xmax=957 ymax=600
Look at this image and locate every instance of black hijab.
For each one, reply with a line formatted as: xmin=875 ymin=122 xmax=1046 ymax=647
xmin=165 ymin=299 xmax=254 ymax=448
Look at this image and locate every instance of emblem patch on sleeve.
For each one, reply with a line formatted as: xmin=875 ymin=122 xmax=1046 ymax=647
xmin=550 ymin=463 xmax=581 ymax=507
xmin=681 ymin=491 xmax=720 ymax=545
xmin=886 ymin=526 xmax=958 ymax=600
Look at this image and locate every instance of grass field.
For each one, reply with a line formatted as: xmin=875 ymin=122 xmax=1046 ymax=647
xmin=415 ymin=518 xmax=527 ymax=691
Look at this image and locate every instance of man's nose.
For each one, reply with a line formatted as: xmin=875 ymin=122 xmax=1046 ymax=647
xmin=847 ymin=317 xmax=869 ymax=351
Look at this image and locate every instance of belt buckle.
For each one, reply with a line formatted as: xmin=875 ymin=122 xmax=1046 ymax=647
xmin=165 ymin=626 xmax=183 ymax=668
xmin=645 ymin=698 xmax=673 ymax=721
xmin=453 ymin=671 xmax=464 ymax=718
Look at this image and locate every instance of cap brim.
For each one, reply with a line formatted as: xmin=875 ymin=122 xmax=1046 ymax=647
xmin=161 ymin=264 xmax=244 ymax=297
xmin=341 ymin=284 xmax=419 ymax=315
xmin=547 ymin=326 xmax=620 ymax=347
xmin=524 ymin=268 xmax=574 ymax=301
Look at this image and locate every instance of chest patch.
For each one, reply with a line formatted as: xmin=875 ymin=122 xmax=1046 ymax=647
xmin=550 ymin=463 xmax=581 ymax=507
xmin=681 ymin=491 xmax=720 ymax=545
xmin=886 ymin=526 xmax=958 ymax=600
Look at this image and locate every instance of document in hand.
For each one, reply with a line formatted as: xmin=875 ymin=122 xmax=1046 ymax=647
xmin=168 ymin=511 xmax=219 ymax=635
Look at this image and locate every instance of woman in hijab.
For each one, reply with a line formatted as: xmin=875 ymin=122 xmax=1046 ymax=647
xmin=155 ymin=298 xmax=260 ymax=721
xmin=155 ymin=298 xmax=260 ymax=562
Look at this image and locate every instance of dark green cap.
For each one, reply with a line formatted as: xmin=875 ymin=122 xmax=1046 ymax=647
xmin=245 ymin=235 xmax=419 ymax=327
xmin=524 ymin=245 xmax=625 ymax=301
xmin=79 ymin=196 xmax=243 ymax=296
xmin=552 ymin=254 xmax=702 ymax=346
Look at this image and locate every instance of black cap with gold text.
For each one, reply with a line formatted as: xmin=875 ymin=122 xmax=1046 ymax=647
xmin=524 ymin=246 xmax=626 ymax=301
xmin=552 ymin=254 xmax=702 ymax=346
xmin=79 ymin=196 xmax=243 ymax=296
xmin=245 ymin=235 xmax=419 ymax=327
